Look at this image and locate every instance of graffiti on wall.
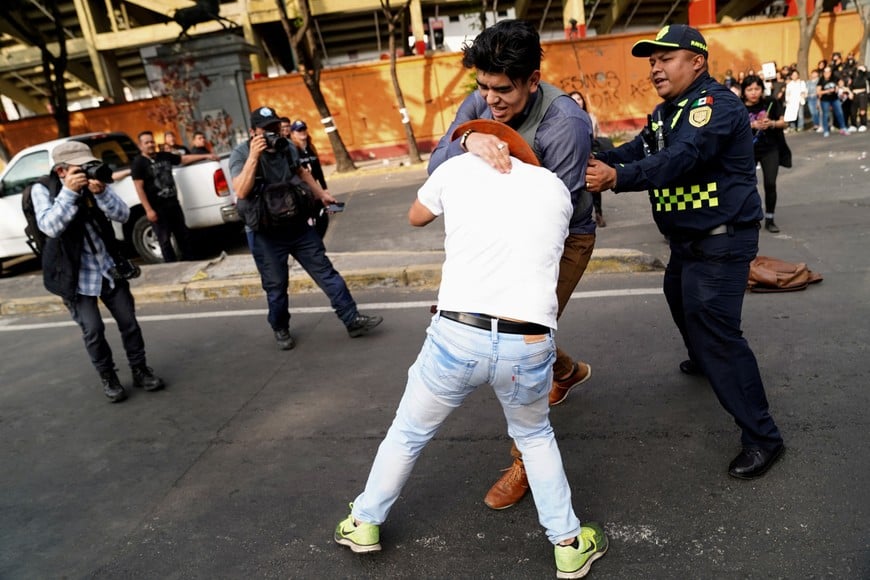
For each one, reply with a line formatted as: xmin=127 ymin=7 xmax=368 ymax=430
xmin=558 ymin=68 xmax=656 ymax=118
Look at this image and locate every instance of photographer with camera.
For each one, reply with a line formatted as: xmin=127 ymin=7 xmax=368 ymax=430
xmin=229 ymin=107 xmax=382 ymax=350
xmin=31 ymin=141 xmax=164 ymax=403
xmin=131 ymin=130 xmax=218 ymax=262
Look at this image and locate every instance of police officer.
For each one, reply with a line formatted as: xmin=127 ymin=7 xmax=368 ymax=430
xmin=586 ymin=24 xmax=785 ymax=479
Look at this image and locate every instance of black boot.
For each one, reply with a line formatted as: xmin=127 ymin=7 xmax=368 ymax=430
xmin=132 ymin=364 xmax=165 ymax=392
xmin=764 ymin=218 xmax=780 ymax=233
xmin=100 ymin=370 xmax=127 ymax=403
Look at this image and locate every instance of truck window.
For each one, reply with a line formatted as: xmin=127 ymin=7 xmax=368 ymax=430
xmin=76 ymin=134 xmax=140 ymax=170
xmin=0 ymin=150 xmax=49 ymax=198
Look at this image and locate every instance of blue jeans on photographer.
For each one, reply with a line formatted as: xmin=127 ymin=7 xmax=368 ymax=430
xmin=250 ymin=223 xmax=357 ymax=331
xmin=350 ymin=314 xmax=582 ymax=545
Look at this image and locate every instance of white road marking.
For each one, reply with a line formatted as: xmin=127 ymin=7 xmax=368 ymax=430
xmin=0 ymin=288 xmax=662 ymax=332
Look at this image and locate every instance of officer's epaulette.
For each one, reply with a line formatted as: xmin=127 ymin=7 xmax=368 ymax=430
xmin=691 ymin=95 xmax=714 ymax=108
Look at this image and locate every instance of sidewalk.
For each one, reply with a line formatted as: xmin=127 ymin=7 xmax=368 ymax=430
xmin=0 ymin=152 xmax=667 ymax=316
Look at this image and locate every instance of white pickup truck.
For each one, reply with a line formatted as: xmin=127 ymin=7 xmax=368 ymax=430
xmin=0 ymin=131 xmax=239 ymax=269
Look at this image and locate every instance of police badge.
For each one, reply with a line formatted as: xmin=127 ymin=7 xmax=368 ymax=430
xmin=689 ymin=105 xmax=712 ymax=127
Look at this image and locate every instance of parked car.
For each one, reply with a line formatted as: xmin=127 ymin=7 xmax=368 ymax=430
xmin=0 ymin=132 xmax=239 ymax=270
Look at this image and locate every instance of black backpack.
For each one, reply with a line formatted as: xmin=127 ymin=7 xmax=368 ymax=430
xmin=21 ymin=175 xmax=56 ymax=257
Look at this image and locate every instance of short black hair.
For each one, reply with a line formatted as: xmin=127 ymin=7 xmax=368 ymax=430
xmin=461 ymin=20 xmax=542 ymax=82
xmin=741 ymin=74 xmax=764 ymax=92
xmin=138 ymin=130 xmax=154 ymax=141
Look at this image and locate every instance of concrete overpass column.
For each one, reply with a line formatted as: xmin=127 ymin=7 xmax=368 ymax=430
xmin=688 ymin=0 xmax=716 ymax=26
xmin=409 ymin=0 xmax=426 ymax=55
xmin=563 ymin=0 xmax=586 ymax=38
xmin=72 ymin=0 xmax=126 ymax=102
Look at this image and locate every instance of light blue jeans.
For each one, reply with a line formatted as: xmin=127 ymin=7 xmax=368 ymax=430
xmin=351 ymin=313 xmax=582 ymax=545
xmin=820 ymin=98 xmax=847 ymax=133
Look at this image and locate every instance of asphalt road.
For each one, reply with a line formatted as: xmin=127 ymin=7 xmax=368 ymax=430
xmin=1 ymin=130 xmax=869 ymax=578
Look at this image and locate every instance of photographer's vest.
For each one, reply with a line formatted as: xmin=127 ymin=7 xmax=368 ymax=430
xmin=41 ymin=179 xmax=116 ymax=301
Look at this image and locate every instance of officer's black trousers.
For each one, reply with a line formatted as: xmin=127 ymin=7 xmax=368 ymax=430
xmin=663 ymin=227 xmax=783 ymax=451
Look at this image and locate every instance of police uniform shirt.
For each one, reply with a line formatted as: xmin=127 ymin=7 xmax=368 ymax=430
xmin=596 ymin=72 xmax=763 ymax=236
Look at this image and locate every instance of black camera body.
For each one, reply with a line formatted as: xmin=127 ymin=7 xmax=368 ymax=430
xmin=108 ymin=258 xmax=141 ymax=281
xmin=80 ymin=160 xmax=114 ymax=183
xmin=263 ymin=132 xmax=289 ymax=152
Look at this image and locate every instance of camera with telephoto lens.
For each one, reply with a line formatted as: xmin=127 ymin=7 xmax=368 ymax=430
xmin=108 ymin=258 xmax=141 ymax=281
xmin=263 ymin=131 xmax=289 ymax=152
xmin=80 ymin=160 xmax=114 ymax=183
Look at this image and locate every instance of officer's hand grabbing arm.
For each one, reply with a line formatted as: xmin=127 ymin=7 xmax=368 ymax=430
xmin=585 ymin=158 xmax=617 ymax=193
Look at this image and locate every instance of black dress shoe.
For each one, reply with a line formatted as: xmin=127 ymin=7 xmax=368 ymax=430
xmin=728 ymin=444 xmax=785 ymax=479
xmin=679 ymin=359 xmax=703 ymax=376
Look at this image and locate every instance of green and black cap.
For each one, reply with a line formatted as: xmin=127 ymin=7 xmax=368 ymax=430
xmin=631 ymin=24 xmax=708 ymax=58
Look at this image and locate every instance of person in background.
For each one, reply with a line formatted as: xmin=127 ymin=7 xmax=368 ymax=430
xmin=32 ymin=141 xmax=164 ymax=403
xmin=162 ymin=131 xmax=190 ymax=155
xmin=783 ymin=70 xmax=806 ymax=132
xmin=818 ymin=66 xmax=848 ymax=137
xmin=290 ymin=119 xmax=330 ymax=237
xmin=837 ymin=78 xmax=856 ymax=133
xmin=131 ymin=130 xmax=217 ymax=262
xmin=279 ymin=117 xmax=293 ymax=139
xmin=815 ymin=59 xmax=828 ymax=78
xmin=569 ymin=90 xmax=608 ymax=227
xmin=190 ymin=131 xmax=211 ymax=154
xmin=850 ymin=64 xmax=868 ymax=132
xmin=806 ymin=69 xmax=822 ymax=131
xmin=830 ymin=52 xmax=844 ymax=77
xmin=743 ymin=75 xmax=788 ymax=233
xmin=586 ymin=24 xmax=785 ymax=480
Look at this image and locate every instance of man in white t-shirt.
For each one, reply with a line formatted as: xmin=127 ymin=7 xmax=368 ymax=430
xmin=334 ymin=120 xmax=608 ymax=579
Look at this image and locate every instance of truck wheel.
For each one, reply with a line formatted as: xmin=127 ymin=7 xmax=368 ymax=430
xmin=132 ymin=215 xmax=175 ymax=264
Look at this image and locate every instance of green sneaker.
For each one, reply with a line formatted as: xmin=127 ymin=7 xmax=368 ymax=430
xmin=334 ymin=507 xmax=381 ymax=553
xmin=554 ymin=522 xmax=608 ymax=579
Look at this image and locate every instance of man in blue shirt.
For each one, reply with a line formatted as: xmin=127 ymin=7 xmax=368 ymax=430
xmin=586 ymin=25 xmax=784 ymax=479
xmin=33 ymin=141 xmax=164 ymax=403
xmin=428 ymin=19 xmax=597 ymax=511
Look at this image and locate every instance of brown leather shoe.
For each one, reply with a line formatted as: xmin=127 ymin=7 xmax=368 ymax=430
xmin=549 ymin=361 xmax=592 ymax=406
xmin=483 ymin=458 xmax=529 ymax=510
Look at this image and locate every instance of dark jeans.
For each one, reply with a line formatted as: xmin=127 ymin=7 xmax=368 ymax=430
xmin=63 ymin=278 xmax=147 ymax=374
xmin=152 ymin=201 xmax=192 ymax=262
xmin=756 ymin=146 xmax=779 ymax=215
xmin=250 ymin=224 xmax=357 ymax=331
xmin=663 ymin=227 xmax=783 ymax=450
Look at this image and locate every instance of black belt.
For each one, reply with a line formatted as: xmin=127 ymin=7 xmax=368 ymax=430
xmin=440 ymin=311 xmax=550 ymax=335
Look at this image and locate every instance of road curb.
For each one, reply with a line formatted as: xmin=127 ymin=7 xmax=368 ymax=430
xmin=0 ymin=249 xmax=664 ymax=317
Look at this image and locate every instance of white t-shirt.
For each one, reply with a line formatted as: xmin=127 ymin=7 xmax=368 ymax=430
xmin=417 ymin=153 xmax=572 ymax=329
